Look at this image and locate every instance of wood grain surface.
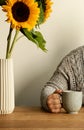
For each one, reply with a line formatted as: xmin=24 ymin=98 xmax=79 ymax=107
xmin=0 ymin=107 xmax=84 ymax=130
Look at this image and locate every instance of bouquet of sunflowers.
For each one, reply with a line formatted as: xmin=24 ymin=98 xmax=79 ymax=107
xmin=0 ymin=0 xmax=53 ymax=59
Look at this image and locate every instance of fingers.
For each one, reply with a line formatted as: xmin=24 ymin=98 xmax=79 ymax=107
xmin=48 ymin=93 xmax=60 ymax=100
xmin=52 ymin=108 xmax=61 ymax=113
xmin=47 ymin=92 xmax=62 ymax=113
xmin=54 ymin=89 xmax=63 ymax=94
xmin=48 ymin=102 xmax=62 ymax=113
xmin=48 ymin=97 xmax=60 ymax=105
xmin=49 ymin=103 xmax=62 ymax=109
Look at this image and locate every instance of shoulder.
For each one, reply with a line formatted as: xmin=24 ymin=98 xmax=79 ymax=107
xmin=66 ymin=45 xmax=84 ymax=57
xmin=62 ymin=45 xmax=84 ymax=61
xmin=57 ymin=45 xmax=84 ymax=68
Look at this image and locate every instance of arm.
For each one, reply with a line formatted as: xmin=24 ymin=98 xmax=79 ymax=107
xmin=40 ymin=58 xmax=69 ymax=112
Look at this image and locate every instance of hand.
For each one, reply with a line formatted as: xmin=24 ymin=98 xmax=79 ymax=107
xmin=47 ymin=89 xmax=63 ymax=113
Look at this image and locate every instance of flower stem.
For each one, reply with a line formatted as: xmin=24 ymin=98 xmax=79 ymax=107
xmin=16 ymin=35 xmax=24 ymax=42
xmin=7 ymin=30 xmax=19 ymax=58
xmin=6 ymin=25 xmax=13 ymax=59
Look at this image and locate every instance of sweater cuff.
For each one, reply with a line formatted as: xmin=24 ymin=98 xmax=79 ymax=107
xmin=41 ymin=86 xmax=56 ymax=111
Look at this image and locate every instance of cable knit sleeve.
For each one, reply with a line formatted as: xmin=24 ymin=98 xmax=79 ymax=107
xmin=40 ymin=57 xmax=69 ymax=111
xmin=41 ymin=46 xmax=84 ymax=110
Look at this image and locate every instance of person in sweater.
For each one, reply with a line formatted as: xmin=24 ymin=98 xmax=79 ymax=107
xmin=40 ymin=46 xmax=84 ymax=113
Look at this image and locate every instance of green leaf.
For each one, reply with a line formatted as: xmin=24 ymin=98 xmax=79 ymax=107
xmin=38 ymin=2 xmax=44 ymax=24
xmin=35 ymin=0 xmax=45 ymax=25
xmin=0 ymin=0 xmax=6 ymax=5
xmin=21 ymin=28 xmax=47 ymax=52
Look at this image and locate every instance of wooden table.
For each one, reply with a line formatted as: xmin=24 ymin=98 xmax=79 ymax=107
xmin=0 ymin=107 xmax=84 ymax=130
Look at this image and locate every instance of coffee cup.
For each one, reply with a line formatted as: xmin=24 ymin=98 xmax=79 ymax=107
xmin=62 ymin=90 xmax=82 ymax=114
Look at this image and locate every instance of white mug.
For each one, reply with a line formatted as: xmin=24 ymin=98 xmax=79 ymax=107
xmin=62 ymin=90 xmax=82 ymax=114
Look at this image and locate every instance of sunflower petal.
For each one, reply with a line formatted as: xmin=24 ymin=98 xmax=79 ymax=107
xmin=2 ymin=0 xmax=40 ymax=30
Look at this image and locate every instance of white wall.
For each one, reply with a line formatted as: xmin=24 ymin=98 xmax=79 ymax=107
xmin=0 ymin=0 xmax=84 ymax=106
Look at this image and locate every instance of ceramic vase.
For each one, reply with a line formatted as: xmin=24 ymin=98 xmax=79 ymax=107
xmin=0 ymin=59 xmax=15 ymax=114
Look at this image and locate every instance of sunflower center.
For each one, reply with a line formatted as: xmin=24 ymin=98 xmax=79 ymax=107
xmin=12 ymin=2 xmax=30 ymax=22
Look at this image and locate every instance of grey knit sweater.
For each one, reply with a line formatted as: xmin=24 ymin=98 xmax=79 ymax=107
xmin=40 ymin=46 xmax=84 ymax=111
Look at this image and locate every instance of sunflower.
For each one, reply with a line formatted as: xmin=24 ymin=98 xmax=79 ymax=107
xmin=44 ymin=0 xmax=53 ymax=21
xmin=2 ymin=0 xmax=40 ymax=30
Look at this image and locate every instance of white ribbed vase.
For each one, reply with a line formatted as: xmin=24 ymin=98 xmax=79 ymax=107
xmin=0 ymin=59 xmax=15 ymax=114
